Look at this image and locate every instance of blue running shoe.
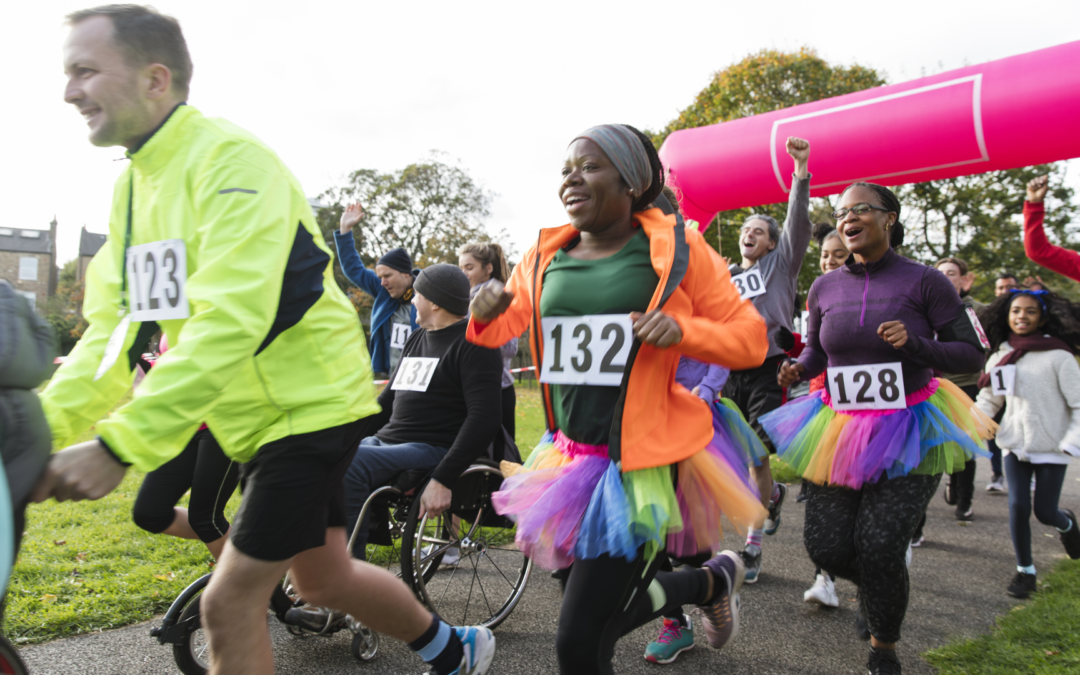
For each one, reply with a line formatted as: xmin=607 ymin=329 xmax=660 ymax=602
xmin=431 ymin=626 xmax=495 ymax=675
xmin=644 ymin=615 xmax=694 ymax=664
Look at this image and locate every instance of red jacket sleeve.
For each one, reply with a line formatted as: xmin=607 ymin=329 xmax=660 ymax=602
xmin=1024 ymin=201 xmax=1080 ymax=282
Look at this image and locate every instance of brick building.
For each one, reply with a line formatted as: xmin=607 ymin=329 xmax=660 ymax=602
xmin=0 ymin=219 xmax=57 ymax=310
xmin=78 ymin=226 xmax=108 ymax=283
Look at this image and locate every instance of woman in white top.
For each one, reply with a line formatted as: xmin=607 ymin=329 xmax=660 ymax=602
xmin=975 ymin=289 xmax=1080 ymax=599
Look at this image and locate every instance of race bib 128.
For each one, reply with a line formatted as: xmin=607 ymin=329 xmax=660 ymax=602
xmin=126 ymin=239 xmax=189 ymax=322
xmin=390 ymin=322 xmax=412 ymax=350
xmin=392 ymin=357 xmax=439 ymax=392
xmin=827 ymin=362 xmax=906 ymax=411
xmin=732 ymin=268 xmax=766 ymax=300
xmin=540 ymin=314 xmax=633 ymax=386
xmin=989 ymin=364 xmax=1016 ymax=396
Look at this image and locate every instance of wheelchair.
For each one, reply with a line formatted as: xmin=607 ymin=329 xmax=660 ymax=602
xmin=154 ymin=433 xmax=532 ymax=674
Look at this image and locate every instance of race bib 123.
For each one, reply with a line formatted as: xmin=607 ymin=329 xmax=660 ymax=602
xmin=827 ymin=362 xmax=906 ymax=411
xmin=540 ymin=314 xmax=633 ymax=386
xmin=126 ymin=239 xmax=189 ymax=322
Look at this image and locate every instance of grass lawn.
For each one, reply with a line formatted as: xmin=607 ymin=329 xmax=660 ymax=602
xmin=924 ymin=559 xmax=1080 ymax=674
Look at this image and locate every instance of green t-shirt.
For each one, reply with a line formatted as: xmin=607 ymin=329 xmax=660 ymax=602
xmin=540 ymin=229 xmax=659 ymax=445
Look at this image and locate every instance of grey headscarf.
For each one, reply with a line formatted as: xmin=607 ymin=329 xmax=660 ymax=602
xmin=571 ymin=124 xmax=652 ymax=198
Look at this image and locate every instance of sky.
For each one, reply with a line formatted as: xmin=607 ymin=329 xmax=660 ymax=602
xmin=5 ymin=0 xmax=1080 ymax=265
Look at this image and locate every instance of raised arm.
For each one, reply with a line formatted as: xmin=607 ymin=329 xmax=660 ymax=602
xmin=772 ymin=138 xmax=813 ymax=278
xmin=333 ymin=202 xmax=383 ymax=296
xmin=1022 ymin=176 xmax=1080 ymax=282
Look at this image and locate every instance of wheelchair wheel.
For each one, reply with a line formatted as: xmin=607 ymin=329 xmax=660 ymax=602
xmin=348 ymin=485 xmax=410 ymax=579
xmin=402 ymin=464 xmax=532 ymax=629
xmin=0 ymin=634 xmax=28 ymax=675
xmin=349 ymin=621 xmax=379 ymax=661
xmin=172 ymin=591 xmax=211 ymax=675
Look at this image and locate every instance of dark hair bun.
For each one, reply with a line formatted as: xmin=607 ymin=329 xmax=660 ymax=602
xmin=890 ymin=220 xmax=905 ymax=248
xmin=812 ymin=222 xmax=836 ymax=246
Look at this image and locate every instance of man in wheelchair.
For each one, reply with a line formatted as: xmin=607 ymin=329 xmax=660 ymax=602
xmin=343 ymin=263 xmax=504 ymax=560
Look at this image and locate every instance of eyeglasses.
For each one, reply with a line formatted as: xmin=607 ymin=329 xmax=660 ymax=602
xmin=831 ymin=203 xmax=891 ymax=220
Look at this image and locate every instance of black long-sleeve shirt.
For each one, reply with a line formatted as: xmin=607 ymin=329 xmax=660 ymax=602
xmin=374 ymin=318 xmax=503 ymax=489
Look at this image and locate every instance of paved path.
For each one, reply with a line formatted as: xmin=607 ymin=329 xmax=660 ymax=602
xmin=20 ymin=455 xmax=1080 ymax=674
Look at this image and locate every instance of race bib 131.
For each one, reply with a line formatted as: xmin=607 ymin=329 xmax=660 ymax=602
xmin=392 ymin=357 xmax=440 ymax=392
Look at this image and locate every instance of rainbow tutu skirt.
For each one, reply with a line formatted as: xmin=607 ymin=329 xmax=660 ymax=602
xmin=759 ymin=378 xmax=995 ymax=490
xmin=492 ymin=399 xmax=767 ymax=570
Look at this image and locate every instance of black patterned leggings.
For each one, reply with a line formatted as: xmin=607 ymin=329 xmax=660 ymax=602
xmin=803 ymin=473 xmax=940 ymax=644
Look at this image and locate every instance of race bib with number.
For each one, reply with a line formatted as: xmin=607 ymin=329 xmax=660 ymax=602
xmin=539 ymin=315 xmax=633 ymax=386
xmin=732 ymin=268 xmax=766 ymax=300
xmin=989 ymin=364 xmax=1016 ymax=396
xmin=827 ymin=362 xmax=906 ymax=411
xmin=390 ymin=322 xmax=413 ymax=350
xmin=391 ymin=357 xmax=440 ymax=392
xmin=125 ymin=239 xmax=189 ymax=322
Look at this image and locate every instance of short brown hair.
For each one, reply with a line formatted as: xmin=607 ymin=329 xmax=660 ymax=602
xmin=67 ymin=4 xmax=193 ymax=98
xmin=935 ymin=257 xmax=969 ymax=276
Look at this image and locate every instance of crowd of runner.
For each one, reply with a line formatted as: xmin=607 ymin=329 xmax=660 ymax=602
xmin=1 ymin=5 xmax=1079 ymax=675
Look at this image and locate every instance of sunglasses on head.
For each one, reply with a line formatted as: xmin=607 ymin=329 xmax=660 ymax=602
xmin=831 ymin=203 xmax=891 ymax=220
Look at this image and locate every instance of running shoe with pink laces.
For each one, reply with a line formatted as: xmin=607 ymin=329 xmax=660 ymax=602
xmin=697 ymin=550 xmax=745 ymax=649
xmin=643 ymin=615 xmax=694 ymax=664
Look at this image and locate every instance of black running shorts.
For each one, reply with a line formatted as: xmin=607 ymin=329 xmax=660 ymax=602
xmin=230 ymin=417 xmax=371 ymax=561
xmin=722 ymin=355 xmax=786 ymax=454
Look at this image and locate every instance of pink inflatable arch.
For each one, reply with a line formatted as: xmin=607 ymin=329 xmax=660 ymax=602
xmin=659 ymin=41 xmax=1080 ymax=229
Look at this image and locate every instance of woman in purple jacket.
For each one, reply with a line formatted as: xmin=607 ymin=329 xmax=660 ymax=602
xmin=762 ymin=182 xmax=993 ymax=675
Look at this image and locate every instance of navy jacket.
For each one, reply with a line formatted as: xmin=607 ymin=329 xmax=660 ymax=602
xmin=334 ymin=231 xmax=419 ymax=373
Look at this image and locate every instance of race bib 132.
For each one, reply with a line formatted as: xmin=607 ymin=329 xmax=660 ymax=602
xmin=540 ymin=314 xmax=633 ymax=386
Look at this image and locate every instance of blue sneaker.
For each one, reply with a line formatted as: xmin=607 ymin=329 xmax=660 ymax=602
xmin=437 ymin=626 xmax=495 ymax=675
xmin=644 ymin=615 xmax=694 ymax=664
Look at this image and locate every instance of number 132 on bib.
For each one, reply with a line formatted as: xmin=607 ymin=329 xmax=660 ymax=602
xmin=540 ymin=315 xmax=632 ymax=386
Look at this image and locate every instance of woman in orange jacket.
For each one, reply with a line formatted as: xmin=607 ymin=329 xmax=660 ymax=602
xmin=468 ymin=124 xmax=767 ymax=674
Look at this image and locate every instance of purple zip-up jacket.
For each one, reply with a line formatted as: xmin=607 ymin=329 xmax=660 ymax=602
xmin=798 ymin=248 xmax=983 ymax=395
xmin=676 ymin=356 xmax=729 ymax=402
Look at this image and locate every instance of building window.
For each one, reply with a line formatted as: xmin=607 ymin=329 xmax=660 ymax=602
xmin=19 ymin=256 xmax=38 ymax=281
xmin=20 ymin=230 xmax=41 ymax=239
xmin=0 ymin=228 xmax=12 ymax=236
xmin=16 ymin=290 xmax=36 ymax=310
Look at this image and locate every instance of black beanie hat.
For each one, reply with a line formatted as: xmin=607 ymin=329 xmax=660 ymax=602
xmin=413 ymin=263 xmax=471 ymax=316
xmin=377 ymin=247 xmax=413 ymax=274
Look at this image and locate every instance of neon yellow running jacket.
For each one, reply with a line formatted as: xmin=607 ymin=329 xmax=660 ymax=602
xmin=40 ymin=105 xmax=379 ymax=471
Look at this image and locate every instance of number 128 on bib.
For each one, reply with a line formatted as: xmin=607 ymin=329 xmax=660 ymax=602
xmin=827 ymin=362 xmax=906 ymax=411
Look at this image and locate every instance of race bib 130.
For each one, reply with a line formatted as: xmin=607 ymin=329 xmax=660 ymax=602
xmin=126 ymin=239 xmax=189 ymax=322
xmin=732 ymin=268 xmax=766 ymax=300
xmin=827 ymin=362 xmax=906 ymax=411
xmin=540 ymin=314 xmax=633 ymax=386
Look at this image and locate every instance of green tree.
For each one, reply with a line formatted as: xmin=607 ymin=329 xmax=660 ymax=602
xmin=315 ymin=152 xmax=501 ymax=272
xmin=39 ymin=260 xmax=87 ymax=354
xmin=650 ymin=48 xmax=886 ymax=305
xmin=895 ymin=165 xmax=1080 ymax=302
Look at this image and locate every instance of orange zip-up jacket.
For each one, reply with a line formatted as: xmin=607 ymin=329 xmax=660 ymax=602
xmin=467 ymin=208 xmax=767 ymax=472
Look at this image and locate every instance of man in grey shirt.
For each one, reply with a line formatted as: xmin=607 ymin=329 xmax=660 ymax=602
xmin=722 ymin=137 xmax=812 ymax=583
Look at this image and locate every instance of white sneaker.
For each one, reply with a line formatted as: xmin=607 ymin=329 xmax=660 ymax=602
xmin=986 ymin=474 xmax=1006 ymax=492
xmin=803 ymin=573 xmax=838 ymax=607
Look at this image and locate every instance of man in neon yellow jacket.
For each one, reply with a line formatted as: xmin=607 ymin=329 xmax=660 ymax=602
xmin=34 ymin=6 xmax=495 ymax=675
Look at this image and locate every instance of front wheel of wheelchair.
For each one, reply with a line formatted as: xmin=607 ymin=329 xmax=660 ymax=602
xmin=172 ymin=592 xmax=211 ymax=675
xmin=401 ymin=463 xmax=533 ymax=629
xmin=349 ymin=621 xmax=379 ymax=661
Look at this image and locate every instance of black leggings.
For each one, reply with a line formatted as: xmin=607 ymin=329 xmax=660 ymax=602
xmin=132 ymin=428 xmax=240 ymax=543
xmin=557 ymin=548 xmax=711 ymax=675
xmin=501 ymin=385 xmax=516 ymax=438
xmin=803 ymin=473 xmax=940 ymax=644
xmin=1003 ymin=453 xmax=1070 ymax=567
